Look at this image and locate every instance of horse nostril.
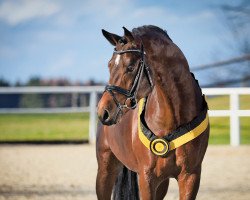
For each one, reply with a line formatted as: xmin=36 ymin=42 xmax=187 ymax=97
xmin=103 ymin=109 xmax=110 ymax=122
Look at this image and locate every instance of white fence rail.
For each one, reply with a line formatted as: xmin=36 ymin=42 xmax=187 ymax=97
xmin=0 ymin=86 xmax=104 ymax=143
xmin=203 ymin=88 xmax=250 ymax=146
xmin=0 ymin=87 xmax=249 ymax=145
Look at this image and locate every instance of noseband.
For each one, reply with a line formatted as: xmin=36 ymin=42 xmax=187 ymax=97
xmin=104 ymin=44 xmax=153 ymax=118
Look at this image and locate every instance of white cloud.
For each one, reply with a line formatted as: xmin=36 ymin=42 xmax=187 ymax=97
xmin=81 ymin=0 xmax=130 ymax=17
xmin=132 ymin=6 xmax=169 ymax=19
xmin=183 ymin=10 xmax=216 ymax=24
xmin=36 ymin=30 xmax=66 ymax=42
xmin=131 ymin=6 xmax=216 ymax=26
xmin=0 ymin=0 xmax=60 ymax=26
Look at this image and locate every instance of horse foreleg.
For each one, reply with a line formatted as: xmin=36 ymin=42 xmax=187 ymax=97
xmin=177 ymin=167 xmax=201 ymax=200
xmin=96 ymin=150 xmax=122 ymax=200
xmin=156 ymin=178 xmax=170 ymax=200
xmin=138 ymin=170 xmax=157 ymax=200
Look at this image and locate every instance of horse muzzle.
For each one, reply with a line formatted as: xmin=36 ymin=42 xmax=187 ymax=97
xmin=97 ymin=96 xmax=122 ymax=126
xmin=97 ymin=107 xmax=117 ymax=125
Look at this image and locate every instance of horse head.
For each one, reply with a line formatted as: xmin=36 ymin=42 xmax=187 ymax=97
xmin=97 ymin=27 xmax=153 ymax=125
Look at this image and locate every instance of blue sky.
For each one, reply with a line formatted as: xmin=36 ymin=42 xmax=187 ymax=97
xmin=0 ymin=0 xmax=241 ymax=85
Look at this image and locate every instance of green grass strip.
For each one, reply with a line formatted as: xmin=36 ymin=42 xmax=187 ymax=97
xmin=0 ymin=113 xmax=89 ymax=141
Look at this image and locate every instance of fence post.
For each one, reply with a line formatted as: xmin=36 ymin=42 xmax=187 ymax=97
xmin=71 ymin=93 xmax=78 ymax=107
xmin=89 ymin=91 xmax=97 ymax=144
xmin=230 ymin=93 xmax=240 ymax=146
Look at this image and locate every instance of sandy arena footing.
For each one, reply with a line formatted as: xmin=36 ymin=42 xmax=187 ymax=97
xmin=0 ymin=145 xmax=249 ymax=200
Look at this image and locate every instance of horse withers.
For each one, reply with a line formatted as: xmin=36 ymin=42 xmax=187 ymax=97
xmin=96 ymin=25 xmax=209 ymax=200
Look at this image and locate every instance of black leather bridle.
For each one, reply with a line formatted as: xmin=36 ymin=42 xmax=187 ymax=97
xmin=104 ymin=44 xmax=153 ymax=119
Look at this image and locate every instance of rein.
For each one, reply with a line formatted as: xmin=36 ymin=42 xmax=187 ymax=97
xmin=104 ymin=45 xmax=153 ymax=118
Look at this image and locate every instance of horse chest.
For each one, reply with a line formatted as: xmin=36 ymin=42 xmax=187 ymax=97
xmin=106 ymin=121 xmax=139 ymax=171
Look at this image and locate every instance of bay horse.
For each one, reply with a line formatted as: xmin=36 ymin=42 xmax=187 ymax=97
xmin=96 ymin=25 xmax=209 ymax=200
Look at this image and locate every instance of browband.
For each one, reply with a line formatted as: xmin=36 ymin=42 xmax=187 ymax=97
xmin=114 ymin=49 xmax=146 ymax=55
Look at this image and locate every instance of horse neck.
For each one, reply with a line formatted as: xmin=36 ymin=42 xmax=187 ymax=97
xmin=144 ymin=66 xmax=203 ymax=136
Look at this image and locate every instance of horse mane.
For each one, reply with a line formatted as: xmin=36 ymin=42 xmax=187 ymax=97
xmin=132 ymin=25 xmax=173 ymax=43
xmin=132 ymin=25 xmax=194 ymax=119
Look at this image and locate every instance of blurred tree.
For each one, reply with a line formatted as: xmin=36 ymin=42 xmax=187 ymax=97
xmin=26 ymin=76 xmax=41 ymax=86
xmin=15 ymin=80 xmax=22 ymax=86
xmin=220 ymin=0 xmax=250 ymax=86
xmin=205 ymin=1 xmax=250 ymax=87
xmin=221 ymin=0 xmax=250 ymax=51
xmin=0 ymin=78 xmax=10 ymax=87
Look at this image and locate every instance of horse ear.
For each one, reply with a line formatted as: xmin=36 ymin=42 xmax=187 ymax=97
xmin=123 ymin=27 xmax=134 ymax=43
xmin=102 ymin=29 xmax=122 ymax=46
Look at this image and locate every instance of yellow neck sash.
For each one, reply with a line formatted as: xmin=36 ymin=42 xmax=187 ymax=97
xmin=138 ymin=98 xmax=209 ymax=157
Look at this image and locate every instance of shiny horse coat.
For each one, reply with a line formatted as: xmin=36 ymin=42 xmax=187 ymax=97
xmin=96 ymin=25 xmax=209 ymax=200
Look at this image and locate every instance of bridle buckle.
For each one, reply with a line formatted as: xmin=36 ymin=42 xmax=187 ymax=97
xmin=124 ymin=97 xmax=137 ymax=109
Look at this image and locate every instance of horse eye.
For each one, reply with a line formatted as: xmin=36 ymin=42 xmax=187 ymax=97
xmin=127 ymin=65 xmax=134 ymax=72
